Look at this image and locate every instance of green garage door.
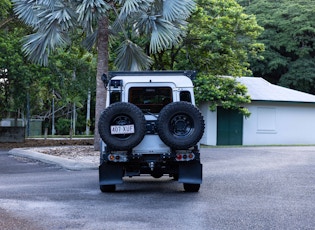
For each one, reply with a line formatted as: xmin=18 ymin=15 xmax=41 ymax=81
xmin=217 ymin=107 xmax=243 ymax=145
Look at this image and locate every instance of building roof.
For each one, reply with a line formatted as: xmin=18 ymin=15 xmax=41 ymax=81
xmin=237 ymin=77 xmax=315 ymax=103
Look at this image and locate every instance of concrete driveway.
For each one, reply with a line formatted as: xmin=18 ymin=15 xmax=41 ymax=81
xmin=1 ymin=146 xmax=315 ymax=229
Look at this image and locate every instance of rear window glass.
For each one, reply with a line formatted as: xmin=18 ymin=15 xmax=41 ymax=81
xmin=129 ymin=87 xmax=172 ymax=113
xmin=110 ymin=92 xmax=121 ymax=104
xmin=180 ymin=91 xmax=192 ymax=102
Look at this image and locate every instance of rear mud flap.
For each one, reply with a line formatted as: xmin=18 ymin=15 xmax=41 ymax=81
xmin=178 ymin=162 xmax=202 ymax=184
xmin=99 ymin=163 xmax=124 ymax=185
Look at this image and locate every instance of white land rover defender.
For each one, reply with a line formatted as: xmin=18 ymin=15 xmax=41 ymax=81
xmin=98 ymin=71 xmax=205 ymax=192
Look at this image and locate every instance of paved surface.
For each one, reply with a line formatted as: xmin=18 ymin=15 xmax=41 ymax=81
xmin=9 ymin=148 xmax=97 ymax=170
xmin=1 ymin=146 xmax=315 ymax=229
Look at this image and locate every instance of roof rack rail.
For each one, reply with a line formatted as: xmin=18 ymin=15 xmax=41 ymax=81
xmin=107 ymin=70 xmax=197 ymax=80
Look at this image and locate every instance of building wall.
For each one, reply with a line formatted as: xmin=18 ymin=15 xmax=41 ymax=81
xmin=200 ymin=101 xmax=315 ymax=146
xmin=243 ymin=102 xmax=315 ymax=145
xmin=199 ymin=103 xmax=217 ymax=146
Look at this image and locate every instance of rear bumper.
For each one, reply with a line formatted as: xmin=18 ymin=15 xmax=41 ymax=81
xmin=99 ymin=160 xmax=202 ymax=185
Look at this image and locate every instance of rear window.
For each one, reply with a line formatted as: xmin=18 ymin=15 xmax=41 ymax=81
xmin=180 ymin=91 xmax=192 ymax=102
xmin=129 ymin=87 xmax=172 ymax=113
xmin=110 ymin=92 xmax=121 ymax=104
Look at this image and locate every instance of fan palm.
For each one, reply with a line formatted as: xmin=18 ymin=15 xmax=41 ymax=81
xmin=12 ymin=0 xmax=196 ymax=149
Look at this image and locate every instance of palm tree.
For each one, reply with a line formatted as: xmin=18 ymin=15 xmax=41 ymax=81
xmin=12 ymin=0 xmax=196 ymax=150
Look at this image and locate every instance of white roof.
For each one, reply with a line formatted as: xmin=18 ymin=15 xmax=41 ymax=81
xmin=112 ymin=75 xmax=194 ymax=88
xmin=237 ymin=77 xmax=315 ymax=103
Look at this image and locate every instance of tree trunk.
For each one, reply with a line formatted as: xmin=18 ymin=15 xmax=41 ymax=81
xmin=52 ymin=89 xmax=55 ymax=135
xmin=86 ymin=89 xmax=91 ymax=135
xmin=94 ymin=16 xmax=109 ymax=150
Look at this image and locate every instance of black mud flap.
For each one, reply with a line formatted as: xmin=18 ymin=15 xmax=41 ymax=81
xmin=99 ymin=163 xmax=124 ymax=185
xmin=178 ymin=162 xmax=202 ymax=184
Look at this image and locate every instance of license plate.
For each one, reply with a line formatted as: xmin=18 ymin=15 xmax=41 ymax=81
xmin=111 ymin=124 xmax=135 ymax=134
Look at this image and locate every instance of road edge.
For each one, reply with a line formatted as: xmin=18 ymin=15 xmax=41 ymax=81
xmin=8 ymin=148 xmax=98 ymax=171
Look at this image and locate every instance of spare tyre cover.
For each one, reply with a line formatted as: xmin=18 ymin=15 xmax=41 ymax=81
xmin=98 ymin=102 xmax=146 ymax=150
xmin=157 ymin=101 xmax=205 ymax=149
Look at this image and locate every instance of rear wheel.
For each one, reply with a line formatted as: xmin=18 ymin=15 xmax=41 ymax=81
xmin=183 ymin=183 xmax=200 ymax=192
xmin=157 ymin=102 xmax=205 ymax=149
xmin=100 ymin=184 xmax=116 ymax=193
xmin=151 ymin=172 xmax=164 ymax=179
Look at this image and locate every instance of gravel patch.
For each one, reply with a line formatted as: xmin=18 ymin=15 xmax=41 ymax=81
xmin=25 ymin=146 xmax=99 ymax=164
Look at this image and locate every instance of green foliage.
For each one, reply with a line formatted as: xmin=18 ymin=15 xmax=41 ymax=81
xmin=55 ymin=118 xmax=71 ymax=135
xmin=151 ymin=0 xmax=264 ymax=77
xmin=186 ymin=0 xmax=264 ymax=76
xmin=237 ymin=0 xmax=251 ymax=7
xmin=149 ymin=0 xmax=261 ymax=116
xmin=12 ymin=0 xmax=196 ymax=70
xmin=0 ymin=27 xmax=37 ymax=118
xmin=194 ymin=74 xmax=251 ymax=117
xmin=110 ymin=0 xmax=196 ymax=70
xmin=0 ymin=9 xmax=96 ymax=125
xmin=244 ymin=0 xmax=315 ymax=93
xmin=279 ymin=58 xmax=315 ymax=94
xmin=0 ymin=0 xmax=11 ymax=20
xmin=2 ymin=0 xmax=259 ymax=129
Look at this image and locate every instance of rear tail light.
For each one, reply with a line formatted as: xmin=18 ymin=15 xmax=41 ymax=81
xmin=175 ymin=152 xmax=195 ymax=161
xmin=176 ymin=154 xmax=182 ymax=161
xmin=109 ymin=154 xmax=115 ymax=161
xmin=108 ymin=153 xmax=127 ymax=162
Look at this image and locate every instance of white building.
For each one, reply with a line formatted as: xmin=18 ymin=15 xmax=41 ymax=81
xmin=200 ymin=77 xmax=315 ymax=146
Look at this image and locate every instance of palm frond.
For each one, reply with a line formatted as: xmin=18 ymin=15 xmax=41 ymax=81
xmin=130 ymin=1 xmax=193 ymax=54
xmin=119 ymin=0 xmax=142 ymax=15
xmin=163 ymin=0 xmax=196 ymax=21
xmin=115 ymin=40 xmax=152 ymax=71
xmin=82 ymin=31 xmax=98 ymax=51
xmin=12 ymin=0 xmax=39 ymax=26
xmin=118 ymin=0 xmax=153 ymax=16
xmin=133 ymin=13 xmax=156 ymax=35
xmin=35 ymin=0 xmax=57 ymax=9
xmin=111 ymin=16 xmax=124 ymax=34
xmin=13 ymin=0 xmax=76 ymax=65
xmin=22 ymin=22 xmax=70 ymax=66
xmin=37 ymin=1 xmax=77 ymax=31
xmin=76 ymin=0 xmax=110 ymax=34
xmin=149 ymin=18 xmax=182 ymax=53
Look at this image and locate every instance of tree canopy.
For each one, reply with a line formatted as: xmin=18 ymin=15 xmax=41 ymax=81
xmin=0 ymin=0 xmax=12 ymax=24
xmin=242 ymin=0 xmax=315 ymax=94
xmin=183 ymin=0 xmax=264 ymax=76
xmin=1 ymin=0 xmax=265 ymax=135
xmin=12 ymin=0 xmax=195 ymax=70
xmin=11 ymin=0 xmax=197 ymax=148
xmin=147 ymin=0 xmax=264 ymax=116
xmin=183 ymin=0 xmax=263 ymax=115
xmin=151 ymin=0 xmax=264 ymax=77
xmin=194 ymin=74 xmax=251 ymax=117
xmin=0 ymin=16 xmax=96 ymax=131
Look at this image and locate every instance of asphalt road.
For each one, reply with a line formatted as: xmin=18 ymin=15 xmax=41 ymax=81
xmin=1 ymin=146 xmax=315 ymax=230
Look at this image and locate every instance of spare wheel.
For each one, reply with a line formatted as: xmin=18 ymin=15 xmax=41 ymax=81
xmin=98 ymin=102 xmax=146 ymax=150
xmin=157 ymin=101 xmax=205 ymax=149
